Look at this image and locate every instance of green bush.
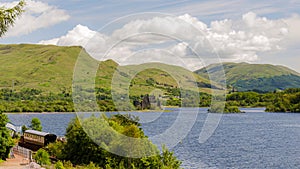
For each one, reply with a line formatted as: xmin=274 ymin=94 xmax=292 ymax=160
xmin=33 ymin=149 xmax=51 ymax=165
xmin=55 ymin=161 xmax=65 ymax=169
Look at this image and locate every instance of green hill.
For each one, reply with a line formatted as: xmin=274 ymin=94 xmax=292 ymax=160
xmin=0 ymin=44 xmax=81 ymax=92
xmin=195 ymin=62 xmax=300 ymax=92
xmin=0 ymin=44 xmax=214 ymax=96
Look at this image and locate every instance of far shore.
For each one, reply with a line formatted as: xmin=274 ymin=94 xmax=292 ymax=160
xmin=4 ymin=109 xmax=174 ymax=114
xmin=4 ymin=107 xmax=270 ymax=115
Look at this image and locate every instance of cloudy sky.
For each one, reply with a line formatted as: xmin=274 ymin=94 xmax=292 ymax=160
xmin=0 ymin=0 xmax=300 ymax=71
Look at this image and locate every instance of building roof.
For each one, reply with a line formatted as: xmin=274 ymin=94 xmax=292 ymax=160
xmin=25 ymin=130 xmax=51 ymax=137
xmin=6 ymin=123 xmax=22 ymax=133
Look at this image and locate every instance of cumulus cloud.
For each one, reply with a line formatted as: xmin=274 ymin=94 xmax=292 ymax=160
xmin=39 ymin=12 xmax=293 ymax=70
xmin=0 ymin=0 xmax=69 ymax=37
xmin=41 ymin=24 xmax=98 ymax=46
xmin=283 ymin=14 xmax=300 ymax=46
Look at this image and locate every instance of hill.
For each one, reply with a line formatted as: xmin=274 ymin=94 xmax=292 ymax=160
xmin=195 ymin=62 xmax=300 ymax=92
xmin=0 ymin=44 xmax=81 ymax=92
xmin=0 ymin=44 xmax=214 ymax=96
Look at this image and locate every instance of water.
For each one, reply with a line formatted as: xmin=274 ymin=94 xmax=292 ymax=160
xmin=7 ymin=108 xmax=300 ymax=168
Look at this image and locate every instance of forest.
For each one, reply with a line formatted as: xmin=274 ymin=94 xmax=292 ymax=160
xmin=0 ymin=87 xmax=300 ymax=113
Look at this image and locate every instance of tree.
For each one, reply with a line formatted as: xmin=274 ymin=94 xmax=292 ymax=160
xmin=34 ymin=149 xmax=51 ymax=165
xmin=0 ymin=0 xmax=25 ymax=37
xmin=21 ymin=125 xmax=28 ymax=133
xmin=0 ymin=112 xmax=14 ymax=160
xmin=61 ymin=114 xmax=182 ymax=168
xmin=30 ymin=117 xmax=42 ymax=131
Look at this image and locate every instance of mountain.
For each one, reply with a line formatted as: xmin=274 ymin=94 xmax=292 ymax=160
xmin=0 ymin=44 xmax=214 ymax=96
xmin=195 ymin=62 xmax=300 ymax=92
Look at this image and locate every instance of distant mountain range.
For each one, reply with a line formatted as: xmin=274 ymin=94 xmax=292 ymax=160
xmin=195 ymin=62 xmax=300 ymax=92
xmin=1 ymin=44 xmax=299 ymax=94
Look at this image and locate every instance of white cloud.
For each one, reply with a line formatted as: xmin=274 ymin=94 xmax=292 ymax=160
xmin=1 ymin=0 xmax=70 ymax=37
xmin=283 ymin=14 xmax=300 ymax=46
xmin=57 ymin=24 xmax=98 ymax=46
xmin=39 ymin=12 xmax=293 ymax=70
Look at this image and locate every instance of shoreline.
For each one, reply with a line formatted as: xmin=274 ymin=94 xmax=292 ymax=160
xmin=3 ymin=107 xmax=268 ymax=114
xmin=4 ymin=109 xmax=174 ymax=115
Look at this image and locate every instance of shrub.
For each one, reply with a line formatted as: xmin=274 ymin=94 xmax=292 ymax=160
xmin=33 ymin=149 xmax=51 ymax=165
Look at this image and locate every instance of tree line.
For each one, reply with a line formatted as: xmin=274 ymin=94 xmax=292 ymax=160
xmin=1 ymin=87 xmax=300 ymax=113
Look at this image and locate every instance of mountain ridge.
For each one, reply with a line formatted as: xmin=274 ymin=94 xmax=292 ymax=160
xmin=1 ymin=44 xmax=299 ymax=94
xmin=195 ymin=62 xmax=300 ymax=92
xmin=0 ymin=44 xmax=214 ymax=96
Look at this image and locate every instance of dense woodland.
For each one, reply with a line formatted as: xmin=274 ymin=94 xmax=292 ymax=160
xmin=0 ymin=87 xmax=300 ymax=113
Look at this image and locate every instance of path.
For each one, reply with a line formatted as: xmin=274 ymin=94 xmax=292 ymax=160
xmin=0 ymin=154 xmax=29 ymax=169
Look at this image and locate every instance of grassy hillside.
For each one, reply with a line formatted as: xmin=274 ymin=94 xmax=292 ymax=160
xmin=0 ymin=44 xmax=214 ymax=97
xmin=195 ymin=62 xmax=300 ymax=92
xmin=107 ymin=62 xmax=214 ymax=96
xmin=0 ymin=44 xmax=81 ymax=92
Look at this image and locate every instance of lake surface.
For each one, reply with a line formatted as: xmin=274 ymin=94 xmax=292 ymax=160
xmin=7 ymin=108 xmax=300 ymax=169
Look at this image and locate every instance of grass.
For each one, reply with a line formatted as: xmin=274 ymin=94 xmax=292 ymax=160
xmin=0 ymin=44 xmax=82 ymax=92
xmin=0 ymin=44 xmax=215 ymax=96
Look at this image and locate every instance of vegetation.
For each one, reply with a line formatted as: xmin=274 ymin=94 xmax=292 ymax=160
xmin=195 ymin=62 xmax=300 ymax=92
xmin=207 ymin=102 xmax=242 ymax=113
xmin=225 ymin=88 xmax=300 ymax=113
xmin=0 ymin=44 xmax=218 ymax=112
xmin=0 ymin=88 xmax=74 ymax=112
xmin=265 ymin=88 xmax=300 ymax=112
xmin=0 ymin=112 xmax=14 ymax=160
xmin=0 ymin=0 xmax=25 ymax=37
xmin=1 ymin=44 xmax=300 ymax=113
xmin=30 ymin=117 xmax=42 ymax=131
xmin=21 ymin=125 xmax=28 ymax=133
xmin=0 ymin=2 xmax=24 ymax=161
xmin=1 ymin=86 xmax=300 ymax=113
xmin=34 ymin=149 xmax=51 ymax=166
xmin=54 ymin=161 xmax=65 ymax=169
xmin=0 ymin=44 xmax=213 ymax=93
xmin=46 ymin=114 xmax=182 ymax=169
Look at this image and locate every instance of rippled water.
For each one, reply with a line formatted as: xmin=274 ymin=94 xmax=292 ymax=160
xmin=7 ymin=108 xmax=300 ymax=169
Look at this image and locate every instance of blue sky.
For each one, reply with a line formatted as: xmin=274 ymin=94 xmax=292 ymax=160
xmin=0 ymin=0 xmax=300 ymax=71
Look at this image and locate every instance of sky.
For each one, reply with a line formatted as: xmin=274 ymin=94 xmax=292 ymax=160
xmin=0 ymin=0 xmax=300 ymax=72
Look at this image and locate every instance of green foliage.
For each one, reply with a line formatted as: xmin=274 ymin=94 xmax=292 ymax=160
xmin=0 ymin=0 xmax=25 ymax=37
xmin=46 ymin=141 xmax=66 ymax=160
xmin=34 ymin=149 xmax=51 ymax=165
xmin=265 ymin=88 xmax=300 ymax=112
xmin=161 ymin=145 xmax=182 ymax=168
xmin=85 ymin=162 xmax=102 ymax=169
xmin=208 ymin=102 xmax=225 ymax=113
xmin=0 ymin=112 xmax=14 ymax=160
xmin=226 ymin=91 xmax=261 ymax=107
xmin=55 ymin=161 xmax=65 ymax=169
xmin=30 ymin=117 xmax=42 ymax=131
xmin=62 ymin=161 xmax=73 ymax=169
xmin=224 ymin=106 xmax=242 ymax=113
xmin=0 ymin=88 xmax=75 ymax=113
xmin=53 ymin=114 xmax=182 ymax=169
xmin=137 ymin=145 xmax=182 ymax=169
xmin=21 ymin=125 xmax=28 ymax=134
xmin=224 ymin=88 xmax=300 ymax=113
xmin=208 ymin=102 xmax=242 ymax=113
